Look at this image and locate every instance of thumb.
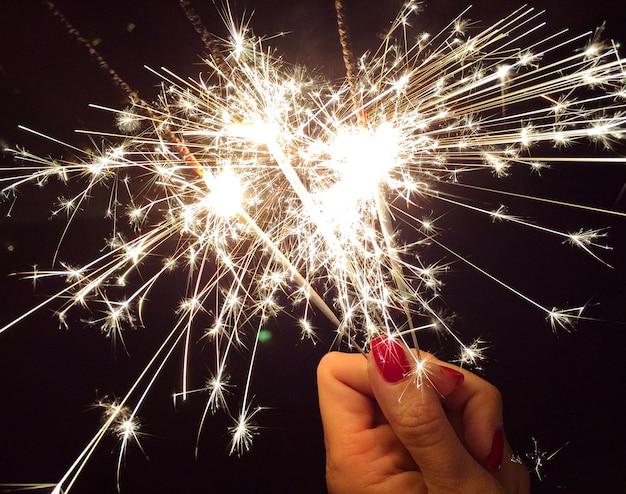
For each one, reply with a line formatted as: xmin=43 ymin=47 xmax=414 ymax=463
xmin=367 ymin=335 xmax=498 ymax=493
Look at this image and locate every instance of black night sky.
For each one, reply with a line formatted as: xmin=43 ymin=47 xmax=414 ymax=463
xmin=1 ymin=1 xmax=626 ymax=493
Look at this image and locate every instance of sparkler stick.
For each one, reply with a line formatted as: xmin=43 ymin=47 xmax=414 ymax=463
xmin=41 ymin=0 xmax=345 ymax=400
xmin=176 ymin=128 xmax=343 ymax=397
xmin=41 ymin=0 xmax=139 ymax=102
xmin=333 ymin=0 xmax=363 ymax=125
xmin=334 ymin=0 xmax=421 ymax=350
xmin=177 ymin=0 xmax=227 ymax=68
xmin=192 ymin=25 xmax=392 ymax=347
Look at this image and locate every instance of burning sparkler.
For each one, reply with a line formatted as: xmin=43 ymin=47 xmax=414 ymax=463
xmin=1 ymin=0 xmax=625 ymax=491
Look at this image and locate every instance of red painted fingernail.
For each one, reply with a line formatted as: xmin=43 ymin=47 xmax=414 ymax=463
xmin=438 ymin=365 xmax=465 ymax=387
xmin=370 ymin=335 xmax=412 ymax=383
xmin=486 ymin=428 xmax=504 ymax=471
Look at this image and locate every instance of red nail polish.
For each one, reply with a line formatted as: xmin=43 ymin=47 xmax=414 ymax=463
xmin=439 ymin=365 xmax=465 ymax=387
xmin=370 ymin=335 xmax=412 ymax=383
xmin=486 ymin=428 xmax=504 ymax=471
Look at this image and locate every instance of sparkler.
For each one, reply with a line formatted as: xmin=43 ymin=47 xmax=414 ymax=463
xmin=1 ymin=1 xmax=625 ymax=491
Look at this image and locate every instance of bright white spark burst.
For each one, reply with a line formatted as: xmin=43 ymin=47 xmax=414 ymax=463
xmin=1 ymin=2 xmax=625 ymax=491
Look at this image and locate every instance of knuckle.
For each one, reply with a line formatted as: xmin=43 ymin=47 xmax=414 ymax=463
xmin=393 ymin=400 xmax=446 ymax=447
xmin=316 ymin=351 xmax=340 ymax=379
xmin=482 ymin=382 xmax=503 ymax=408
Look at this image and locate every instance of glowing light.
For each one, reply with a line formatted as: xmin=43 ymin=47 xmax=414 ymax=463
xmin=204 ymin=168 xmax=244 ymax=217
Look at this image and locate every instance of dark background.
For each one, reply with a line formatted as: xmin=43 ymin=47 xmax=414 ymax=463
xmin=1 ymin=1 xmax=626 ymax=493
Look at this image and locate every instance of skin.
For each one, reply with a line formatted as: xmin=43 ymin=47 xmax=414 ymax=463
xmin=317 ymin=343 xmax=530 ymax=493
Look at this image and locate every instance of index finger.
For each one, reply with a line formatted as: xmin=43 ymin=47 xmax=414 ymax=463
xmin=317 ymin=351 xmax=375 ymax=437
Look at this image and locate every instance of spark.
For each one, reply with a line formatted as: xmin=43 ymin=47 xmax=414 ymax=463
xmin=526 ymin=437 xmax=570 ymax=480
xmin=229 ymin=405 xmax=263 ymax=456
xmin=457 ymin=338 xmax=489 ymax=368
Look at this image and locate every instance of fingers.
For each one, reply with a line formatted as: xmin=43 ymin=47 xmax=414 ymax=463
xmin=317 ymin=352 xmax=422 ymax=493
xmin=439 ymin=365 xmax=530 ymax=493
xmin=367 ymin=335 xmax=503 ymax=493
xmin=317 ymin=352 xmax=375 ymax=436
xmin=438 ymin=363 xmax=504 ymax=470
xmin=318 ymin=344 xmax=530 ymax=494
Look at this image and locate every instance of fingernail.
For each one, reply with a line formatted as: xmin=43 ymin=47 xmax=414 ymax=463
xmin=438 ymin=365 xmax=465 ymax=387
xmin=486 ymin=428 xmax=504 ymax=471
xmin=370 ymin=335 xmax=412 ymax=383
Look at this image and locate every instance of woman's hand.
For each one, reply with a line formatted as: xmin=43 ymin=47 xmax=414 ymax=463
xmin=317 ymin=335 xmax=530 ymax=493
